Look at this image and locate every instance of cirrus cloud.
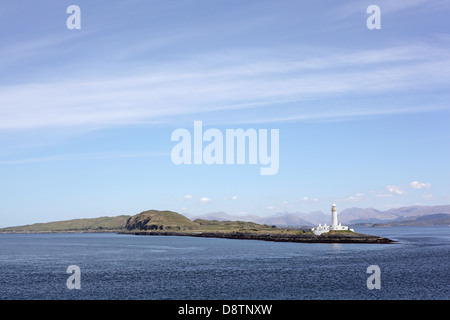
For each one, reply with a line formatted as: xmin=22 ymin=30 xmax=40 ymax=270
xmin=1 ymin=41 xmax=449 ymax=131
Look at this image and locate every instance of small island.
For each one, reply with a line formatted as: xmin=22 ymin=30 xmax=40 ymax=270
xmin=0 ymin=209 xmax=394 ymax=244
xmin=121 ymin=209 xmax=394 ymax=244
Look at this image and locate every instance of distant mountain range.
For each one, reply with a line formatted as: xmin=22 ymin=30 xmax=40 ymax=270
xmin=1 ymin=205 xmax=449 ymax=233
xmin=187 ymin=205 xmax=450 ymax=227
xmin=185 ymin=211 xmax=315 ymax=227
xmin=372 ymin=213 xmax=450 ymax=227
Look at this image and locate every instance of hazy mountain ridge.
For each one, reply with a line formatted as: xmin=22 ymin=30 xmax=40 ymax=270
xmin=186 ymin=211 xmax=314 ymax=227
xmin=340 ymin=205 xmax=450 ymax=226
xmin=372 ymin=213 xmax=450 ymax=227
xmin=190 ymin=205 xmax=450 ymax=227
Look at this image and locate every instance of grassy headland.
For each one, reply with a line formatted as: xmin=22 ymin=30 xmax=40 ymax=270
xmin=0 ymin=215 xmax=130 ymax=233
xmin=0 ymin=209 xmax=394 ymax=243
xmin=121 ymin=210 xmax=393 ymax=243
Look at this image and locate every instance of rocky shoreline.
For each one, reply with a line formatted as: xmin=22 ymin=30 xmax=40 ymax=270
xmin=120 ymin=230 xmax=395 ymax=244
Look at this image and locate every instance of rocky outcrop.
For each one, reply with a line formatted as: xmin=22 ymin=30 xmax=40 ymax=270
xmin=122 ymin=230 xmax=394 ymax=244
xmin=122 ymin=210 xmax=394 ymax=243
xmin=125 ymin=210 xmax=200 ymax=231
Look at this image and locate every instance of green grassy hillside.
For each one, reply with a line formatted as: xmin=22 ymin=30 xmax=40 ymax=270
xmin=194 ymin=219 xmax=276 ymax=231
xmin=125 ymin=210 xmax=200 ymax=231
xmin=0 ymin=215 xmax=130 ymax=233
xmin=0 ymin=210 xmax=293 ymax=234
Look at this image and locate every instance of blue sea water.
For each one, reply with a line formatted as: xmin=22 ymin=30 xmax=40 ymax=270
xmin=0 ymin=227 xmax=448 ymax=300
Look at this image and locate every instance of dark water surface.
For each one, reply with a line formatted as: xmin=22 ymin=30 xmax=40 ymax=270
xmin=0 ymin=227 xmax=448 ymax=300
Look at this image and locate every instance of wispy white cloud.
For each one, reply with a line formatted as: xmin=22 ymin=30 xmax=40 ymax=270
xmin=410 ymin=181 xmax=431 ymax=189
xmin=386 ymin=185 xmax=406 ymax=195
xmin=200 ymin=197 xmax=212 ymax=203
xmin=1 ymin=41 xmax=449 ymax=131
xmin=0 ymin=151 xmax=165 ymax=165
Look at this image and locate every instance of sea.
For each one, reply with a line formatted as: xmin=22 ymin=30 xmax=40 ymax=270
xmin=0 ymin=227 xmax=448 ymax=300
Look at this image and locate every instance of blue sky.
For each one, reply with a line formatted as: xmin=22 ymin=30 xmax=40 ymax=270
xmin=1 ymin=0 xmax=449 ymax=227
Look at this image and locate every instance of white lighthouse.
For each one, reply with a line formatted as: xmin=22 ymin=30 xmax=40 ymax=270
xmin=311 ymin=204 xmax=354 ymax=235
xmin=331 ymin=203 xmax=338 ymax=228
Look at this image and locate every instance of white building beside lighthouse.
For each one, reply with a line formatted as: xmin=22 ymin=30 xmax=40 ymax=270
xmin=311 ymin=204 xmax=354 ymax=235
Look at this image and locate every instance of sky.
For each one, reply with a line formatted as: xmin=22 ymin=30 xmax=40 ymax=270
xmin=0 ymin=0 xmax=449 ymax=227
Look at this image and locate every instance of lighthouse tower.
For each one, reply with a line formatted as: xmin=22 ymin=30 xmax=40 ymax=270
xmin=331 ymin=204 xmax=338 ymax=228
xmin=311 ymin=204 xmax=354 ymax=235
